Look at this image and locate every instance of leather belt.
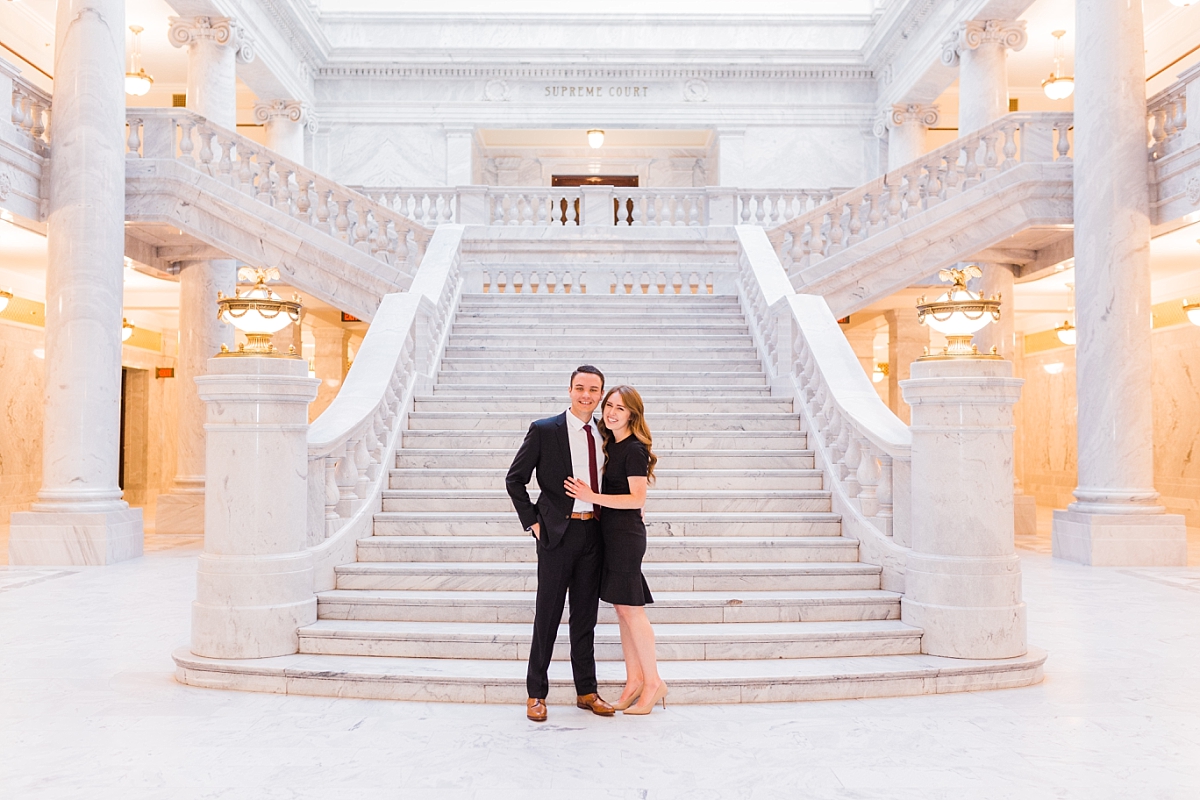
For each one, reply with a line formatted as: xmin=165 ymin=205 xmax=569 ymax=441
xmin=569 ymin=512 xmax=595 ymax=520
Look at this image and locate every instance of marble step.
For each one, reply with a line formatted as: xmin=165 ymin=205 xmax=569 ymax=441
xmin=380 ymin=489 xmax=831 ymax=513
xmin=411 ymin=396 xmax=794 ymax=414
xmin=334 ymin=561 xmax=876 ymax=592
xmin=393 ymin=449 xmax=816 ymax=470
xmin=459 ymin=294 xmax=739 ymax=304
xmin=371 ymin=512 xmax=842 ymax=537
xmin=400 ymin=430 xmax=804 ymax=450
xmin=405 ymin=411 xmax=799 ymax=432
xmin=453 ymin=311 xmax=748 ymax=322
xmin=443 ymin=343 xmax=760 ymax=357
xmin=174 ymin=647 xmax=1048 ymax=705
xmin=430 ymin=384 xmax=773 ymax=397
xmin=447 ymin=334 xmax=754 ymax=348
xmin=389 ymin=468 xmax=822 ymax=490
xmin=354 ymin=536 xmax=857 ymax=563
xmin=448 ymin=323 xmax=749 ymax=336
xmin=438 ymin=358 xmax=763 ymax=373
xmin=295 ymin=619 xmax=922 ymax=661
xmin=315 ymin=588 xmax=901 ymax=624
xmin=436 ymin=371 xmax=768 ymax=386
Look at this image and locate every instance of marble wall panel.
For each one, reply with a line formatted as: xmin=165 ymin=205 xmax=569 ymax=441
xmin=315 ymin=125 xmax=446 ymax=188
xmin=1017 ymin=322 xmax=1200 ymax=524
xmin=740 ymin=127 xmax=871 ymax=189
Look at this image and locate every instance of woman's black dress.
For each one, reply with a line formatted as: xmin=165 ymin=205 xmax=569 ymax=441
xmin=599 ymin=435 xmax=654 ymax=606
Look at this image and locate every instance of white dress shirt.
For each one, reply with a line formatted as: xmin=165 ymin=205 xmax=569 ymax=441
xmin=564 ymin=409 xmax=605 ymax=513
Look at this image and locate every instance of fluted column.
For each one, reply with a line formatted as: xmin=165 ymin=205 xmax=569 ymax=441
xmin=941 ymin=20 xmax=1027 ymax=135
xmin=876 ymin=104 xmax=939 ymax=172
xmin=158 ymin=17 xmax=253 ymax=534
xmin=9 ymin=0 xmax=144 ymax=564
xmin=1051 ymin=0 xmax=1187 ymax=565
xmin=254 ymin=100 xmax=313 ymax=164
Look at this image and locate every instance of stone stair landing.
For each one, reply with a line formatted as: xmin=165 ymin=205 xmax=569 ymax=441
xmin=174 ymin=292 xmax=1047 ymax=703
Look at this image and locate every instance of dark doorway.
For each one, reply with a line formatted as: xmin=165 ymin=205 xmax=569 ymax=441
xmin=119 ymin=368 xmax=128 ymax=491
xmin=551 ymin=175 xmax=639 ymax=187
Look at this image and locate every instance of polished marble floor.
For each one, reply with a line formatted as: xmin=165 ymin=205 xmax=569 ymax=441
xmin=2 ymin=520 xmax=1199 ymax=799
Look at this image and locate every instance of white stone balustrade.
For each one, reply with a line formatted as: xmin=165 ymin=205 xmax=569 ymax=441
xmin=471 ymin=267 xmax=713 ymax=295
xmin=304 ymin=225 xmax=464 ymax=589
xmin=125 ymin=110 xmax=431 ymax=273
xmin=4 ymin=63 xmax=51 ymax=155
xmin=767 ymin=112 xmax=1074 ymax=272
xmin=735 ymin=225 xmax=912 ymax=590
xmin=1148 ymin=63 xmax=1196 ymax=160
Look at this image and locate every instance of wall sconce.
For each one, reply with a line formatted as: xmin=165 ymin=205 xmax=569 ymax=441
xmin=122 ymin=318 xmax=135 ymax=342
xmin=587 ymin=129 xmax=605 ymax=149
xmin=1054 ymin=321 xmax=1076 ymax=345
xmin=0 ymin=289 xmax=11 ymax=314
xmin=1184 ymin=299 xmax=1200 ymax=326
xmin=1043 ymin=362 xmax=1065 ymax=374
xmin=1042 ymin=30 xmax=1074 ymax=100
xmin=872 ymin=362 xmax=889 ymax=383
xmin=916 ymin=265 xmax=1001 ymax=358
xmin=217 ymin=267 xmax=303 ymax=356
xmin=125 ymin=26 xmax=154 ymax=97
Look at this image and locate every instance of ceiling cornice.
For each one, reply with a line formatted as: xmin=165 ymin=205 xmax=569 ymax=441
xmin=316 ymin=64 xmax=875 ymax=81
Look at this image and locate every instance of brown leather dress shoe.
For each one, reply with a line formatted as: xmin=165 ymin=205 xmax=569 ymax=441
xmin=576 ymin=693 xmax=615 ymax=716
xmin=526 ymin=698 xmax=547 ymax=722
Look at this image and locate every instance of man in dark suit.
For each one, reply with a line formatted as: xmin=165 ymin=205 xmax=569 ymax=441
xmin=506 ymin=365 xmax=614 ymax=722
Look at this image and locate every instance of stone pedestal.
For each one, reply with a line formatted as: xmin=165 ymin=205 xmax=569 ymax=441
xmin=191 ymin=356 xmax=320 ymax=659
xmin=1050 ymin=0 xmax=1188 ymax=566
xmin=8 ymin=0 xmax=145 ymax=565
xmin=580 ymin=185 xmax=614 ymax=227
xmin=942 ymin=20 xmax=1027 ymax=135
xmin=900 ymin=358 xmax=1026 ymax=660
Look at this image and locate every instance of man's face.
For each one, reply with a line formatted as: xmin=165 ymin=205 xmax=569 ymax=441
xmin=568 ymin=373 xmax=604 ymax=420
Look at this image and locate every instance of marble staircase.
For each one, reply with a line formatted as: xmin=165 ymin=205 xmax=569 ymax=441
xmin=174 ymin=290 xmax=1046 ymax=703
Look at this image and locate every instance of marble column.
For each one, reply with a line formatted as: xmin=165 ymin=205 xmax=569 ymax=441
xmin=168 ymin=16 xmax=253 ymax=130
xmin=941 ymin=20 xmax=1027 ymax=135
xmin=445 ymin=126 xmax=475 ymax=186
xmin=1051 ymin=0 xmax=1188 ymax=566
xmin=901 ymin=359 xmax=1027 ymax=659
xmin=254 ymin=100 xmax=312 ymax=164
xmin=716 ymin=129 xmax=746 ymax=186
xmin=884 ymin=308 xmax=928 ymax=424
xmin=842 ymin=324 xmax=877 ymax=382
xmin=310 ymin=322 xmax=351 ymax=419
xmin=192 ymin=356 xmax=320 ymax=658
xmin=159 ymin=17 xmax=252 ymax=534
xmin=8 ymin=0 xmax=144 ymax=564
xmin=156 ymin=260 xmax=235 ymax=534
xmin=876 ymin=104 xmax=939 ymax=172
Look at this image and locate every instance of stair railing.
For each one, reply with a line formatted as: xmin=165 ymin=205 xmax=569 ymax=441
xmin=3 ymin=60 xmax=51 ymax=156
xmin=766 ymin=112 xmax=1075 ymax=274
xmin=304 ymin=225 xmax=465 ymax=589
xmin=736 ymin=225 xmax=911 ymax=590
xmin=125 ymin=109 xmax=433 ymax=272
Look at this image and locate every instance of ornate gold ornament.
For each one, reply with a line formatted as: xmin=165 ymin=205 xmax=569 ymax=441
xmin=916 ymin=265 xmax=1002 ymax=359
xmin=216 ymin=267 xmax=303 ymax=357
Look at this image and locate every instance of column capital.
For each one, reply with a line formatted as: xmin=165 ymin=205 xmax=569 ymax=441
xmin=253 ymin=100 xmax=316 ymax=132
xmin=873 ymin=103 xmax=940 ymax=138
xmin=168 ymin=16 xmax=256 ymax=64
xmin=940 ymin=20 xmax=1027 ymax=67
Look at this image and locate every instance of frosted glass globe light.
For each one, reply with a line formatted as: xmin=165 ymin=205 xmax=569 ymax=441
xmin=0 ymin=289 xmax=11 ymax=314
xmin=122 ymin=318 xmax=134 ymax=342
xmin=216 ymin=268 xmax=303 ymax=356
xmin=1042 ymin=75 xmax=1074 ymax=100
xmin=1043 ymin=362 xmax=1065 ymax=375
xmin=125 ymin=26 xmax=153 ymax=97
xmin=1055 ymin=321 xmax=1076 ymax=346
xmin=1184 ymin=299 xmax=1200 ymax=326
xmin=916 ymin=265 xmax=1001 ymax=358
xmin=587 ymin=129 xmax=605 ymax=148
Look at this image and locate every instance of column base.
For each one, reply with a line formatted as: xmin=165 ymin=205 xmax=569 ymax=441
xmin=156 ymin=491 xmax=205 ymax=535
xmin=1051 ymin=509 xmax=1187 ymax=566
xmin=901 ymin=553 xmax=1026 ymax=659
xmin=1014 ymin=494 xmax=1037 ymax=538
xmin=8 ymin=507 xmax=144 ymax=565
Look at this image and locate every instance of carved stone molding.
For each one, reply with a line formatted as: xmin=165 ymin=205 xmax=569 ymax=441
xmin=253 ymin=100 xmax=310 ymax=128
xmin=940 ymin=20 xmax=1028 ymax=67
xmin=683 ymin=78 xmax=709 ymax=102
xmin=168 ymin=16 xmax=256 ymax=64
xmin=483 ymin=79 xmax=510 ymax=102
xmin=873 ymin=103 xmax=940 ymax=137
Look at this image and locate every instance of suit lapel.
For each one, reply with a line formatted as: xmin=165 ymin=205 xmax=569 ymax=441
xmin=554 ymin=412 xmax=573 ymax=478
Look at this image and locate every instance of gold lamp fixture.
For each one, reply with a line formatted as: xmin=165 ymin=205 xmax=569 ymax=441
xmin=1055 ymin=320 xmax=1077 ymax=345
xmin=121 ymin=318 xmax=135 ymax=342
xmin=125 ymin=26 xmax=154 ymax=97
xmin=216 ymin=267 xmax=303 ymax=356
xmin=1184 ymin=299 xmax=1200 ymax=327
xmin=1042 ymin=30 xmax=1074 ymax=100
xmin=0 ymin=289 xmax=12 ymax=314
xmin=872 ymin=362 xmax=889 ymax=384
xmin=916 ymin=265 xmax=1002 ymax=359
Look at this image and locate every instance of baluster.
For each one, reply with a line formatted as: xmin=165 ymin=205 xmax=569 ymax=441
xmin=885 ymin=179 xmax=903 ymax=226
xmin=877 ymin=455 xmax=894 ymax=535
xmin=354 ymin=205 xmax=372 ymax=252
xmin=1151 ymin=106 xmax=1168 ymax=146
xmin=536 ymin=194 xmax=548 ymax=226
xmin=314 ymin=188 xmax=332 ymax=234
xmin=767 ymin=194 xmax=781 ymax=226
xmin=941 ymin=155 xmax=961 ymax=199
xmin=843 ymin=433 xmax=862 ymax=497
xmin=672 ymin=272 xmax=683 ymax=294
xmin=902 ymin=168 xmax=922 ymax=217
xmin=623 ymin=272 xmax=634 ymax=295
xmin=787 ymin=229 xmax=805 ymax=268
xmin=217 ymin=138 xmax=234 ymax=184
xmin=562 ymin=272 xmax=573 ymax=294
xmin=866 ymin=192 xmax=883 ymax=236
xmin=372 ymin=218 xmax=392 ymax=259
xmin=846 ymin=199 xmax=863 ymax=245
xmin=546 ymin=272 xmax=557 ymax=294
xmin=656 ymin=272 xmax=667 ymax=294
xmin=237 ymin=147 xmax=254 ymax=195
xmin=923 ymin=162 xmax=942 ymax=207
xmin=324 ymin=456 xmax=341 ymax=536
xmin=334 ymin=199 xmax=351 ymax=242
xmin=630 ymin=196 xmax=644 ymax=227
xmin=827 ymin=203 xmax=846 ymax=254
xmin=705 ymin=273 xmax=714 ymax=295
xmin=521 ymin=193 xmax=535 ymax=226
xmin=640 ymin=272 xmax=651 ymax=294
xmin=255 ymin=158 xmax=275 ymax=205
xmin=739 ymin=194 xmax=753 ymax=224
xmin=353 ymin=436 xmax=372 ymax=500
xmin=981 ymin=131 xmax=1000 ymax=178
xmin=809 ymin=214 xmax=827 ymax=260
xmin=672 ymin=196 xmax=686 ymax=227
xmin=646 ymin=196 xmax=659 ymax=227
xmin=196 ymin=126 xmax=215 ymax=171
xmin=1172 ymin=96 xmax=1187 ymax=137
xmin=178 ymin=118 xmax=196 ymax=167
xmin=1056 ymin=121 xmax=1072 ymax=161
xmin=29 ymin=98 xmax=46 ymax=141
xmin=441 ymin=193 xmax=455 ymax=225
xmin=688 ymin=196 xmax=701 ymax=226
xmin=275 ymin=165 xmax=293 ymax=212
xmin=512 ymin=271 xmax=524 ymax=294
xmin=1001 ymin=122 xmax=1019 ymax=170
xmin=335 ymin=444 xmax=359 ymax=517
xmin=961 ymin=140 xmax=980 ymax=189
xmin=857 ymin=443 xmax=880 ymax=517
xmin=578 ymin=270 xmax=587 ymax=294
xmin=126 ymin=118 xmax=142 ymax=158
xmin=295 ymin=179 xmax=313 ymax=223
xmin=529 ymin=271 xmax=540 ymax=294
xmin=482 ymin=270 xmax=491 ymax=293
xmin=754 ymin=195 xmax=767 ymax=225
xmin=688 ymin=273 xmax=700 ymax=295
xmin=497 ymin=271 xmax=507 ymax=294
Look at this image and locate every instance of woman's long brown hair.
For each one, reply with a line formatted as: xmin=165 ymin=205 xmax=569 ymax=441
xmin=599 ymin=385 xmax=657 ymax=484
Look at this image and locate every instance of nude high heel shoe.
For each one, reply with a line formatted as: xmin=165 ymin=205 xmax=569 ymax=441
xmin=611 ymin=684 xmax=644 ymax=711
xmin=622 ymin=682 xmax=667 ymax=715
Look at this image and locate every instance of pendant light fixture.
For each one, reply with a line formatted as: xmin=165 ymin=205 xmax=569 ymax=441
xmin=1042 ymin=30 xmax=1074 ymax=100
xmin=125 ymin=26 xmax=154 ymax=97
xmin=1055 ymin=282 xmax=1077 ymax=345
xmin=587 ymin=129 xmax=605 ymax=149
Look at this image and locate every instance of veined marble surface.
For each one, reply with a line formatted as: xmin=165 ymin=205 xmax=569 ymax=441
xmin=1 ymin=535 xmax=1199 ymax=798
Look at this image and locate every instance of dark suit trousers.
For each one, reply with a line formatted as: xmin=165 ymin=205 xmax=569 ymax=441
xmin=526 ymin=518 xmax=602 ymax=699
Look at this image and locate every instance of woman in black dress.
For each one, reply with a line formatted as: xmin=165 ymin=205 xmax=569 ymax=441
xmin=565 ymin=385 xmax=666 ymax=714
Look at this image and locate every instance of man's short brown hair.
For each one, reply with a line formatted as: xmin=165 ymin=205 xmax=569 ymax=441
xmin=570 ymin=365 xmax=605 ymax=389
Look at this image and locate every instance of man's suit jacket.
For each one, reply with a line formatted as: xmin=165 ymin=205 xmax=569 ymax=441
xmin=506 ymin=411 xmax=590 ymax=550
